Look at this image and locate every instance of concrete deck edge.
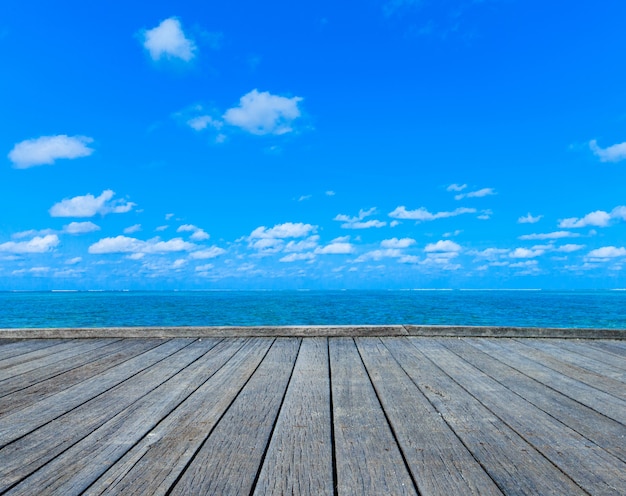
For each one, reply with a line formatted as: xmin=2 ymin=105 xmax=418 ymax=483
xmin=0 ymin=325 xmax=624 ymax=339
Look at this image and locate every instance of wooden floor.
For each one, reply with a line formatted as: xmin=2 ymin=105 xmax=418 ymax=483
xmin=0 ymin=336 xmax=625 ymax=495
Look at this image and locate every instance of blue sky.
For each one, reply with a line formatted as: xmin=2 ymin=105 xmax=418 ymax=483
xmin=1 ymin=0 xmax=626 ymax=290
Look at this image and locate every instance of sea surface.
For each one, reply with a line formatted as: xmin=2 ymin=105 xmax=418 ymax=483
xmin=1 ymin=290 xmax=626 ymax=329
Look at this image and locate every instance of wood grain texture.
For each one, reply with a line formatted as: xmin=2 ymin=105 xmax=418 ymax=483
xmin=387 ymin=337 xmax=586 ymax=495
xmin=418 ymin=338 xmax=626 ymax=495
xmin=444 ymin=338 xmax=626 ymax=463
xmin=356 ymin=337 xmax=503 ymax=496
xmin=553 ymin=339 xmax=626 ymax=370
xmin=0 ymin=339 xmax=64 ymax=362
xmin=330 ymin=338 xmax=417 ymax=496
xmin=170 ymin=338 xmax=301 ymax=496
xmin=86 ymin=338 xmax=273 ymax=496
xmin=4 ymin=339 xmax=227 ymax=496
xmin=467 ymin=338 xmax=626 ymax=424
xmin=253 ymin=337 xmax=334 ymax=496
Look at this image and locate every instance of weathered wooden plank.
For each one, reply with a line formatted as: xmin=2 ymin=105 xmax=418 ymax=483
xmin=0 ymin=339 xmax=163 ymax=416
xmin=0 ymin=339 xmax=65 ymax=362
xmin=170 ymin=338 xmax=301 ymax=496
xmin=405 ymin=325 xmax=626 ymax=339
xmin=0 ymin=338 xmax=188 ymax=449
xmin=386 ymin=338 xmax=585 ymax=495
xmin=330 ymin=337 xmax=417 ymax=496
xmin=418 ymin=338 xmax=626 ymax=495
xmin=468 ymin=338 xmax=626 ymax=424
xmin=587 ymin=340 xmax=626 ymax=357
xmin=551 ymin=339 xmax=626 ymax=371
xmin=515 ymin=340 xmax=626 ymax=400
xmin=356 ymin=337 xmax=503 ymax=496
xmin=0 ymin=339 xmax=118 ymax=384
xmin=253 ymin=337 xmax=334 ymax=496
xmin=443 ymin=338 xmax=626 ymax=463
xmin=85 ymin=338 xmax=274 ymax=496
xmin=0 ymin=340 xmax=90 ymax=371
xmin=3 ymin=338 xmax=239 ymax=496
xmin=517 ymin=338 xmax=626 ymax=381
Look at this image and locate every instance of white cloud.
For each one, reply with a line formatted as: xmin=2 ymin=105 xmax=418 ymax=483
xmin=142 ymin=17 xmax=196 ymax=62
xmin=443 ymin=230 xmax=462 ymax=237
xmin=298 ymin=195 xmax=312 ymax=202
xmin=424 ymin=240 xmax=462 ymax=253
xmin=88 ymin=236 xmax=196 ymax=255
xmin=279 ymin=252 xmax=316 ymax=262
xmin=65 ymin=257 xmax=82 ymax=265
xmin=326 ymin=190 xmax=336 ymax=196
xmin=177 ymin=224 xmax=210 ymax=241
xmin=447 ymin=183 xmax=467 ymax=192
xmin=389 ymin=206 xmax=476 ymax=221
xmin=284 ymin=236 xmax=320 ymax=253
xmin=223 ymin=89 xmax=303 ymax=135
xmin=249 ymin=222 xmax=317 ymax=239
xmin=165 ymin=213 xmax=174 ymax=220
xmin=9 ymin=135 xmax=94 ymax=169
xmin=556 ymin=244 xmax=585 ymax=253
xmin=12 ymin=266 xmax=51 ymax=276
xmin=124 ymin=224 xmax=142 ymax=234
xmin=589 ymin=139 xmax=626 ymax=163
xmin=454 ymin=187 xmax=496 ymax=201
xmin=354 ymin=249 xmax=403 ymax=262
xmin=586 ymin=246 xmax=626 ymax=259
xmin=380 ymin=237 xmax=415 ymax=249
xmin=510 ymin=260 xmax=538 ymax=268
xmin=0 ymin=234 xmax=59 ymax=253
xmin=315 ymin=243 xmax=354 ymax=254
xmin=172 ymin=259 xmax=187 ymax=269
xmin=471 ymin=248 xmax=509 ymax=259
xmin=559 ymin=206 xmax=626 ymax=228
xmin=518 ymin=231 xmax=580 ymax=240
xmin=187 ymin=115 xmax=222 ymax=131
xmin=12 ymin=229 xmax=55 ymax=239
xmin=49 ymin=190 xmax=135 ymax=218
xmin=188 ymin=246 xmax=227 ymax=259
xmin=155 ymin=225 xmax=169 ymax=232
xmin=63 ymin=221 xmax=100 ymax=234
xmin=518 ymin=213 xmax=542 ymax=224
xmin=509 ymin=248 xmax=545 ymax=259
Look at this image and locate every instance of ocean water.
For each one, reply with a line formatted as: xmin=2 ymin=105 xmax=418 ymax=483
xmin=1 ymin=290 xmax=626 ymax=329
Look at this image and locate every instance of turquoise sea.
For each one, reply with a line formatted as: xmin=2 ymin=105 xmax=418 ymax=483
xmin=1 ymin=290 xmax=626 ymax=329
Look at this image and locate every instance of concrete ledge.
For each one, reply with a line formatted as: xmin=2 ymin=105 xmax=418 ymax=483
xmin=0 ymin=325 xmax=625 ymax=339
xmin=405 ymin=325 xmax=626 ymax=339
xmin=0 ymin=325 xmax=408 ymax=339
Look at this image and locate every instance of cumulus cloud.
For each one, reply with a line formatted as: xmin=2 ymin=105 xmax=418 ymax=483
xmin=177 ymin=224 xmax=210 ymax=241
xmin=66 ymin=257 xmax=82 ymax=265
xmin=0 ymin=234 xmax=59 ymax=253
xmin=124 ymin=224 xmax=142 ymax=234
xmin=454 ymin=187 xmax=496 ymax=201
xmin=556 ymin=244 xmax=585 ymax=253
xmin=187 ymin=115 xmax=222 ymax=131
xmin=586 ymin=246 xmax=626 ymax=259
xmin=142 ymin=17 xmax=196 ymax=62
xmin=280 ymin=252 xmax=316 ymax=262
xmin=315 ymin=242 xmax=354 ymax=254
xmin=518 ymin=231 xmax=580 ymax=240
xmin=389 ymin=206 xmax=476 ymax=222
xmin=559 ymin=206 xmax=626 ymax=228
xmin=223 ymin=89 xmax=303 ymax=135
xmin=354 ymin=249 xmax=404 ymax=262
xmin=63 ymin=221 xmax=100 ymax=234
xmin=518 ymin=213 xmax=542 ymax=224
xmin=447 ymin=183 xmax=467 ymax=192
xmin=249 ymin=222 xmax=317 ymax=239
xmin=334 ymin=208 xmax=386 ymax=229
xmin=8 ymin=135 xmax=94 ymax=169
xmin=49 ymin=190 xmax=135 ymax=218
xmin=589 ymin=139 xmax=626 ymax=163
xmin=284 ymin=236 xmax=320 ymax=253
xmin=509 ymin=248 xmax=545 ymax=259
xmin=188 ymin=246 xmax=227 ymax=259
xmin=424 ymin=240 xmax=462 ymax=253
xmin=380 ymin=237 xmax=416 ymax=249
xmin=88 ymin=236 xmax=196 ymax=254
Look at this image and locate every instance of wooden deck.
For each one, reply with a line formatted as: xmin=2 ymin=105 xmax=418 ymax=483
xmin=0 ymin=335 xmax=625 ymax=495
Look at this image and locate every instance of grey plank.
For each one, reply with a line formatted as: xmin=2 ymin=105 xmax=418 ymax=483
xmin=443 ymin=338 xmax=626 ymax=463
xmin=418 ymin=338 xmax=626 ymax=495
xmin=0 ymin=340 xmax=90 ymax=371
xmin=386 ymin=338 xmax=585 ymax=495
xmin=0 ymin=339 xmax=119 ymax=385
xmin=0 ymin=338 xmax=188 ymax=449
xmin=356 ymin=337 xmax=503 ymax=496
xmin=0 ymin=339 xmax=65 ymax=362
xmin=516 ymin=340 xmax=626 ymax=400
xmin=587 ymin=340 xmax=626 ymax=357
xmin=468 ymin=338 xmax=626 ymax=424
xmin=86 ymin=338 xmax=274 ymax=496
xmin=330 ymin=337 xmax=417 ymax=496
xmin=552 ymin=339 xmax=626 ymax=371
xmin=4 ymin=338 xmax=238 ymax=496
xmin=253 ymin=337 xmax=334 ymax=496
xmin=518 ymin=338 xmax=626 ymax=380
xmin=170 ymin=338 xmax=301 ymax=496
xmin=0 ymin=339 xmax=163 ymax=416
